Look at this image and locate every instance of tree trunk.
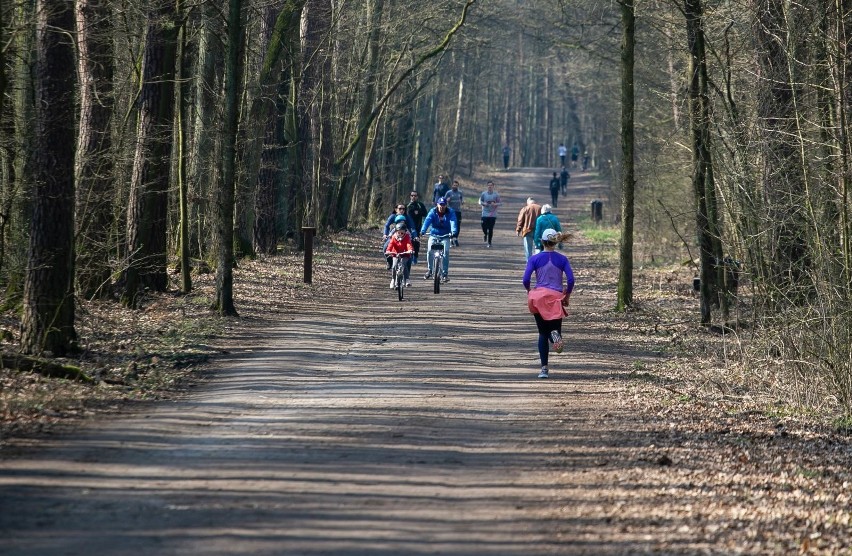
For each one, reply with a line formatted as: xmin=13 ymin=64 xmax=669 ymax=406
xmin=686 ymin=0 xmax=716 ymax=325
xmin=449 ymin=53 xmax=465 ymax=176
xmin=122 ymin=0 xmax=178 ymax=307
xmin=187 ymin=3 xmax=220 ymax=264
xmin=176 ymin=6 xmax=191 ymax=293
xmin=0 ymin=1 xmax=8 ymax=277
xmin=20 ymin=0 xmax=77 ymax=355
xmin=6 ymin=0 xmax=37 ymax=293
xmin=616 ymin=0 xmax=635 ymax=311
xmin=75 ymin=0 xmax=115 ymax=299
xmin=214 ymin=0 xmax=243 ymax=317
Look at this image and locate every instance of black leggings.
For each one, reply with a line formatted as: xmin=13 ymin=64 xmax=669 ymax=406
xmin=533 ymin=313 xmax=563 ymax=366
xmin=481 ymin=217 xmax=496 ymax=244
xmin=550 ymin=188 xmax=559 ymax=206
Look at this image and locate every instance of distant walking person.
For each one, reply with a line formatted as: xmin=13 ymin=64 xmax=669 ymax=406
xmin=571 ymin=144 xmax=580 ymax=168
xmin=560 ymin=166 xmax=570 ymax=195
xmin=445 ymin=180 xmax=464 ymax=246
xmin=478 ymin=181 xmax=502 ymax=248
xmin=582 ymin=151 xmax=591 ymax=171
xmin=516 ymin=197 xmax=542 ymax=260
xmin=406 ymin=191 xmax=428 ymax=264
xmin=549 ymin=172 xmax=561 ymax=207
xmin=557 ymin=143 xmax=568 ymax=167
xmin=523 ymin=228 xmax=575 ymax=379
xmin=432 ymin=174 xmax=449 ymax=204
xmin=502 ymin=143 xmax=511 ymax=170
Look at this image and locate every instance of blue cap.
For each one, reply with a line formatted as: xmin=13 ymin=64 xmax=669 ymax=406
xmin=437 ymin=197 xmax=447 ymax=206
xmin=394 ymin=215 xmax=407 ymax=223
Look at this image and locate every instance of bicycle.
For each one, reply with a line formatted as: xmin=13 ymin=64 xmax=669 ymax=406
xmin=425 ymin=233 xmax=452 ymax=294
xmin=388 ymin=253 xmax=412 ymax=301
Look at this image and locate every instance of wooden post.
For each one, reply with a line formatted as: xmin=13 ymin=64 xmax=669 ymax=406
xmin=302 ymin=227 xmax=316 ymax=284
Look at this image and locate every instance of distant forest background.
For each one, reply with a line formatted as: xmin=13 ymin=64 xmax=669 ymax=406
xmin=2 ymin=0 xmax=851 ymax=411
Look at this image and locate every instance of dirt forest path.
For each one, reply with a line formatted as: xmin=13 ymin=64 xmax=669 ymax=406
xmin=1 ymin=169 xmax=690 ymax=555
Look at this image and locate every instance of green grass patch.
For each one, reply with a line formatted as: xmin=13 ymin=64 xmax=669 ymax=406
xmin=580 ymin=225 xmax=620 ymax=244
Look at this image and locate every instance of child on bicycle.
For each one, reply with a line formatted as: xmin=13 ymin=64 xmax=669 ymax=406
xmin=385 ymin=222 xmax=415 ymax=287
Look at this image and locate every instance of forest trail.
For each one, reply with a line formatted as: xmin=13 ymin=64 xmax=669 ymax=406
xmin=0 ymin=169 xmax=713 ymax=555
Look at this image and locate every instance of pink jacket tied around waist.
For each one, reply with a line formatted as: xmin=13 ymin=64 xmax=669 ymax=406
xmin=527 ymin=287 xmax=568 ymax=320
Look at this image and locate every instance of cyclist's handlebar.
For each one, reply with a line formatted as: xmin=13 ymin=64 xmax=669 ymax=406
xmin=424 ymin=232 xmax=453 ymax=239
xmin=386 ymin=251 xmax=414 ymax=257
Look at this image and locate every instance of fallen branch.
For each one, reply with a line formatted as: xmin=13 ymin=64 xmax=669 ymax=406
xmin=0 ymin=351 xmax=93 ymax=383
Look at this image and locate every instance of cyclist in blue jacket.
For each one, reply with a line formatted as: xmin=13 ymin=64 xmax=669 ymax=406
xmin=420 ymin=197 xmax=458 ymax=282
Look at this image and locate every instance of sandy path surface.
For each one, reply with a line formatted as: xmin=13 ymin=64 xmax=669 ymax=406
xmin=0 ymin=169 xmax=677 ymax=555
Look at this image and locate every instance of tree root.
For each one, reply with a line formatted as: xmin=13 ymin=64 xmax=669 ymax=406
xmin=0 ymin=351 xmax=93 ymax=383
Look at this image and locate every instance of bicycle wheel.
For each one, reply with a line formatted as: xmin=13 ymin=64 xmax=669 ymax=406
xmin=433 ymin=255 xmax=441 ymax=294
xmin=397 ymin=268 xmax=404 ymax=301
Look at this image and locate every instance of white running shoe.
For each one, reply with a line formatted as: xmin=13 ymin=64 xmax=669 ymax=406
xmin=550 ymin=331 xmax=564 ymax=353
xmin=538 ymin=367 xmax=549 ymax=379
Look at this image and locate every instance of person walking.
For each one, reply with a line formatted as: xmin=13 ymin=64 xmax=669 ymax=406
xmin=534 ymin=204 xmax=562 ymax=252
xmin=431 ymin=174 xmax=449 ymax=204
xmin=560 ymin=166 xmax=570 ymax=196
xmin=523 ymin=228 xmax=575 ymax=379
xmin=478 ymin=181 xmax=502 ymax=248
xmin=549 ymin=172 xmax=561 ymax=207
xmin=406 ymin=191 xmax=428 ymax=264
xmin=557 ymin=143 xmax=568 ymax=167
xmin=571 ymin=144 xmax=580 ymax=168
xmin=516 ymin=197 xmax=541 ymax=260
xmin=502 ymin=143 xmax=511 ymax=170
xmin=445 ymin=180 xmax=464 ymax=247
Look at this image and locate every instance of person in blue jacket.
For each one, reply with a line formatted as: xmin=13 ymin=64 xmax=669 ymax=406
xmin=533 ymin=204 xmax=562 ymax=252
xmin=383 ymin=204 xmax=417 ymax=269
xmin=420 ymin=197 xmax=458 ymax=282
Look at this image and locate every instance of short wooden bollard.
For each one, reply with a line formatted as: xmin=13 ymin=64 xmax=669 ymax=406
xmin=302 ymin=226 xmax=316 ymax=284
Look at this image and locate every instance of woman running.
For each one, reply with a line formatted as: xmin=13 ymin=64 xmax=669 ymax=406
xmin=523 ymin=228 xmax=574 ymax=379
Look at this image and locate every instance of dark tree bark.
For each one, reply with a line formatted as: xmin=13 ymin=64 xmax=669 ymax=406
xmin=20 ymin=0 xmax=77 ymax=355
xmin=616 ymin=0 xmax=635 ymax=311
xmin=75 ymin=0 xmax=114 ymax=299
xmin=5 ymin=0 xmax=37 ymax=290
xmin=685 ymin=0 xmax=727 ymax=325
xmin=0 ymin=0 xmax=8 ymax=276
xmin=254 ymin=99 xmax=285 ymax=255
xmin=214 ymin=0 xmax=243 ymax=316
xmin=122 ymin=0 xmax=178 ymax=307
